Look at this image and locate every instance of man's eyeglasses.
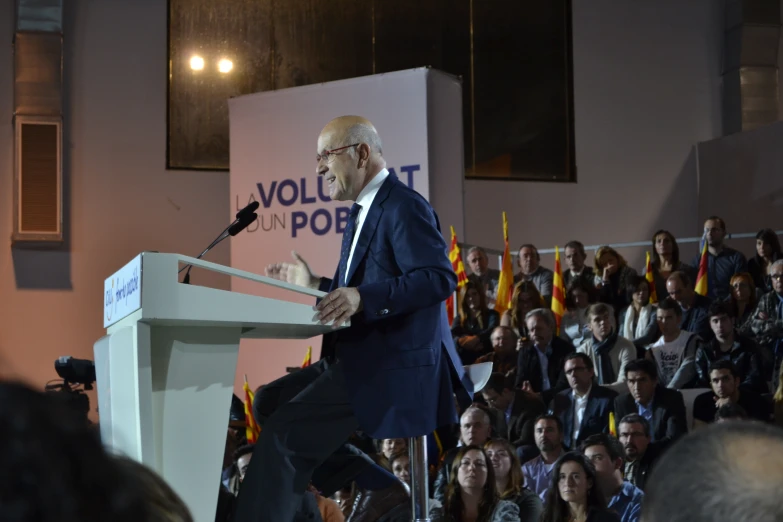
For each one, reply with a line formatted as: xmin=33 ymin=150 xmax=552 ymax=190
xmin=771 ymin=274 xmax=783 ymax=281
xmin=316 ymin=143 xmax=359 ymax=164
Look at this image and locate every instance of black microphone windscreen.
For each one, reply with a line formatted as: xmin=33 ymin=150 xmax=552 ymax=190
xmin=228 ymin=212 xmax=257 ymax=236
xmin=236 ymin=201 xmax=260 ymax=218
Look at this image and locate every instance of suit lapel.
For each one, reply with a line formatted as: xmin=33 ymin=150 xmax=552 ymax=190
xmin=582 ymin=389 xmax=599 ymax=433
xmin=651 ymin=387 xmax=664 ymax=438
xmin=563 ymin=395 xmax=575 ymax=446
xmin=345 ymin=173 xmax=396 ymax=285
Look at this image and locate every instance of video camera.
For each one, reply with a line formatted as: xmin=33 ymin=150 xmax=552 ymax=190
xmin=44 ymin=356 xmax=96 ymax=421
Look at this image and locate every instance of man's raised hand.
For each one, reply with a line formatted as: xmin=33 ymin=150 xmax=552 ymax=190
xmin=265 ymin=250 xmax=320 ymax=289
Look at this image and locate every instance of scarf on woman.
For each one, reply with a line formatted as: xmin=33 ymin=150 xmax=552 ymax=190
xmin=593 ymin=330 xmax=619 ymax=385
xmin=622 ymin=304 xmax=653 ymax=341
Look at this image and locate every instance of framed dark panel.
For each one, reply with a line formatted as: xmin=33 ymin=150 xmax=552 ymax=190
xmin=468 ymin=0 xmax=575 ymax=181
xmin=167 ymin=0 xmax=575 ymax=181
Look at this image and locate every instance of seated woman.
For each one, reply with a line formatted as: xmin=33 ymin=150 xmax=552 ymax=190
xmin=500 ymin=280 xmax=542 ymax=345
xmin=388 ymin=450 xmax=410 ymax=487
xmin=618 ymin=275 xmax=659 ymax=357
xmin=452 ymin=280 xmax=501 ymax=365
xmin=729 ymin=272 xmax=757 ymax=339
xmin=649 ymin=230 xmax=694 ymax=301
xmin=429 ymin=445 xmax=520 ymax=522
xmin=593 ymin=246 xmax=638 ymax=319
xmin=541 ymin=452 xmax=620 ymax=522
xmin=560 ymin=279 xmax=596 ymax=347
xmin=485 ymin=438 xmax=543 ymax=522
xmin=748 ymin=228 xmax=782 ymax=295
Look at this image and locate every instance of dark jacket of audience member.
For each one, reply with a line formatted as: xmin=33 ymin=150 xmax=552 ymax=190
xmin=347 ymin=480 xmax=410 ymax=522
xmin=613 ymin=385 xmax=687 ymax=444
xmin=680 ymin=293 xmax=713 ymax=342
xmin=549 ymin=384 xmax=618 ymax=450
xmin=496 ymin=389 xmax=546 ymax=448
xmin=690 ymin=247 xmax=747 ymax=301
xmin=631 ymin=441 xmax=667 ymax=493
xmin=694 ymin=334 xmax=766 ymax=394
xmin=514 ymin=336 xmax=575 ymax=402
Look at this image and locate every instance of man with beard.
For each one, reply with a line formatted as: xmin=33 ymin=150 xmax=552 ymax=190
xmin=617 ymin=414 xmax=665 ymax=492
xmin=522 ymin=414 xmax=565 ymax=502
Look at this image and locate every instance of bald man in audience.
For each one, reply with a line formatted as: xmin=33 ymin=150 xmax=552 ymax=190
xmin=641 ymin=421 xmax=783 ymax=522
xmin=515 ymin=244 xmax=555 ymax=307
xmin=467 ymin=246 xmax=501 ymax=309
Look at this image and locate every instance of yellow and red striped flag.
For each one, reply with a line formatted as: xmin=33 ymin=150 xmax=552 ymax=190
xmin=301 ymin=346 xmax=312 ymax=368
xmin=551 ymin=246 xmax=566 ymax=335
xmin=644 ymin=251 xmax=658 ymax=304
xmin=695 ymin=240 xmax=709 ymax=296
xmin=446 ymin=226 xmax=469 ymax=321
xmin=494 ymin=212 xmax=515 ymax=314
xmin=242 ymin=377 xmax=261 ymax=444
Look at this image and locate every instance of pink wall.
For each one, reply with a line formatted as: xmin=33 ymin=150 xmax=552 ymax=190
xmin=0 ymin=0 xmax=747 ymax=414
xmin=0 ymin=0 xmax=230 ymax=412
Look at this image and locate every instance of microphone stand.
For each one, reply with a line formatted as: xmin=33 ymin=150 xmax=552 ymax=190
xmin=180 ymin=212 xmax=258 ymax=284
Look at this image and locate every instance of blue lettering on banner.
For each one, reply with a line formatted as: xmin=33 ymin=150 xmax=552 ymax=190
xmin=248 ymin=164 xmax=420 ymax=237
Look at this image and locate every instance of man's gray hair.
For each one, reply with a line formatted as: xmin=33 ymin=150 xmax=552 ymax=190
xmin=771 ymin=259 xmax=783 ymax=271
xmin=642 ymin=421 xmax=783 ymax=522
xmin=461 ymin=405 xmax=490 ymax=427
xmin=467 ymin=246 xmax=487 ymax=258
xmin=344 ymin=122 xmax=383 ymax=156
xmin=525 ymin=308 xmax=556 ymax=329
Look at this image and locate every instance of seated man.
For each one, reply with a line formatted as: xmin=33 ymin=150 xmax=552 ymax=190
xmin=515 ymin=309 xmax=574 ymax=403
xmin=481 ymin=372 xmax=546 ymax=460
xmin=515 ymin=244 xmax=555 ymax=307
xmin=476 ymin=326 xmax=519 ymax=378
xmin=750 ymin=259 xmax=783 ymax=381
xmin=522 ymin=414 xmax=565 ymax=502
xmin=432 ymin=405 xmax=492 ymax=504
xmin=549 ymin=353 xmax=618 ymax=450
xmin=577 ymin=303 xmax=636 ymax=392
xmin=617 ymin=414 xmax=666 ymax=492
xmin=466 ymin=246 xmax=500 ymax=309
xmin=695 ymin=301 xmax=765 ymax=393
xmin=646 ymin=298 xmax=701 ymax=389
xmin=693 ymin=360 xmax=771 ymax=428
xmin=666 ymin=271 xmax=713 ymax=341
xmin=563 ymin=240 xmax=597 ymax=289
xmin=581 ymin=434 xmax=644 ymax=522
xmin=614 ymin=359 xmax=687 ymax=444
xmin=690 ymin=216 xmax=748 ymax=301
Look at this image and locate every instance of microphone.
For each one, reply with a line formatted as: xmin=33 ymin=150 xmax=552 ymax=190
xmin=180 ymin=209 xmax=258 ymax=285
xmin=236 ymin=201 xmax=259 ymax=219
xmin=228 ymin=212 xmax=258 ymax=237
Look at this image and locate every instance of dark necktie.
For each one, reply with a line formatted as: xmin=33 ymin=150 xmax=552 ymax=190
xmin=338 ymin=203 xmax=362 ymax=287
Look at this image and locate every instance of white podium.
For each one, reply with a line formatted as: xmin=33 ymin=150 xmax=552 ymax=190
xmin=93 ymin=252 xmax=344 ymax=522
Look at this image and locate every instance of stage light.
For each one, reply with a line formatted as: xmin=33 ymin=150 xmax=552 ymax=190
xmin=190 ymin=55 xmax=205 ymax=71
xmin=218 ymin=59 xmax=233 ymax=73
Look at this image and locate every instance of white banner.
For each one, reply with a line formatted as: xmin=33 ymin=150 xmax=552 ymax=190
xmin=228 ymin=68 xmax=463 ymax=392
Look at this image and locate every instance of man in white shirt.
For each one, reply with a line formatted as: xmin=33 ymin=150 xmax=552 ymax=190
xmin=647 ymin=298 xmax=701 ymax=389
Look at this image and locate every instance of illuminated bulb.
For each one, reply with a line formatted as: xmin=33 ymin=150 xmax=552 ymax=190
xmin=190 ymin=55 xmax=205 ymax=71
xmin=218 ymin=59 xmax=233 ymax=73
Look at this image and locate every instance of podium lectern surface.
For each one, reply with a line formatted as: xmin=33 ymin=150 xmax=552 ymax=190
xmin=94 ymin=252 xmax=346 ymax=522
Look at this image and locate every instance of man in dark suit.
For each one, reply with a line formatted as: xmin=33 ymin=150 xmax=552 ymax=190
xmin=614 ymin=359 xmax=687 ymax=444
xmin=514 ymin=308 xmax=575 ymax=403
xmin=235 ymin=116 xmax=472 ymax=522
xmin=549 ymin=353 xmax=617 ymax=450
xmin=480 ymin=373 xmax=545 ymax=449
